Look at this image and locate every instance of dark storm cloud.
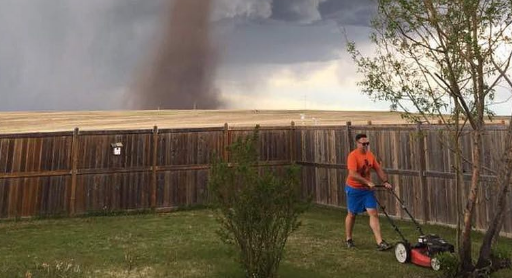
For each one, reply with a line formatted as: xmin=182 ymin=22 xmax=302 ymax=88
xmin=0 ymin=0 xmax=167 ymax=111
xmin=270 ymin=0 xmax=327 ymax=24
xmin=319 ymin=0 xmax=377 ymax=26
xmin=211 ymin=0 xmax=272 ymax=21
xmin=218 ymin=21 xmax=344 ymax=65
xmin=215 ymin=0 xmax=377 ymax=66
xmin=0 ymin=0 xmax=377 ymax=111
xmin=212 ymin=0 xmax=376 ymax=25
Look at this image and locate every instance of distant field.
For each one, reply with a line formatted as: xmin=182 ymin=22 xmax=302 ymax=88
xmin=0 ymin=110 xmax=406 ymax=134
xmin=0 ymin=110 xmax=507 ymax=134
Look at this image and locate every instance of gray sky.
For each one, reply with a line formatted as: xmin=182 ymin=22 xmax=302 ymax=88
xmin=0 ymin=0 xmax=511 ymax=114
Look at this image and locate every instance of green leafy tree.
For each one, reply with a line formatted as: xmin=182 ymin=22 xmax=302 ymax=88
xmin=347 ymin=0 xmax=512 ymax=276
xmin=208 ymin=127 xmax=310 ymax=278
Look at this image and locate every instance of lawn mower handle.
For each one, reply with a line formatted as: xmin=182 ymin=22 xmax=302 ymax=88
xmin=373 ymin=185 xmax=425 ymax=237
xmin=374 ymin=184 xmax=392 ymax=189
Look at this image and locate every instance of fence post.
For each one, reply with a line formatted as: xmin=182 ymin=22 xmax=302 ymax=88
xmin=151 ymin=126 xmax=158 ymax=209
xmin=290 ymin=121 xmax=295 ymax=163
xmin=346 ymin=121 xmax=353 ymax=151
xmin=392 ymin=129 xmax=403 ymax=219
xmin=416 ymin=123 xmax=429 ymax=224
xmin=70 ymin=127 xmax=79 ymax=216
xmin=223 ymin=123 xmax=229 ymax=161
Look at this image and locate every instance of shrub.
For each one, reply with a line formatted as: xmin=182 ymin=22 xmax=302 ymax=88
xmin=208 ymin=126 xmax=310 ymax=278
xmin=436 ymin=252 xmax=460 ymax=277
xmin=489 ymin=246 xmax=512 ymax=273
xmin=436 ymin=247 xmax=512 ymax=278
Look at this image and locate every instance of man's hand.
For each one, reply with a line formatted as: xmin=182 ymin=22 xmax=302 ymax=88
xmin=383 ymin=181 xmax=393 ymax=189
xmin=367 ymin=182 xmax=375 ymax=188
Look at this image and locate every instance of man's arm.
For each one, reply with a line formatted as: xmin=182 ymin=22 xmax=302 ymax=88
xmin=375 ymin=167 xmax=392 ymax=189
xmin=348 ymin=170 xmax=374 ymax=188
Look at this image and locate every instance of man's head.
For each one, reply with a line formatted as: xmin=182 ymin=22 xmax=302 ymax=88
xmin=355 ymin=133 xmax=370 ymax=152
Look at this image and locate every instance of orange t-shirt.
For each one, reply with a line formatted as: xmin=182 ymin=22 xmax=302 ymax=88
xmin=346 ymin=149 xmax=381 ymax=189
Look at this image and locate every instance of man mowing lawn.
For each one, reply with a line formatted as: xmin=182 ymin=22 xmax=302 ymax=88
xmin=345 ymin=133 xmax=393 ymax=251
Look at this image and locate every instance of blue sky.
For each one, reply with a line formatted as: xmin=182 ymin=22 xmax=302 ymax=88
xmin=0 ymin=0 xmax=511 ymax=114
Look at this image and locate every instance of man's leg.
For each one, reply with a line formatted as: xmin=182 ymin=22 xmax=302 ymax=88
xmin=367 ymin=208 xmax=383 ymax=244
xmin=345 ymin=211 xmax=356 ymax=240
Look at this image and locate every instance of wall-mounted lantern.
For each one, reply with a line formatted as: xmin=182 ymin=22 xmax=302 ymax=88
xmin=111 ymin=142 xmax=123 ymax=156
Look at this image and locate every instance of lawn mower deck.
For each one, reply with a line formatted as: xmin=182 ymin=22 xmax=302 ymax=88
xmin=375 ymin=186 xmax=455 ymax=270
xmin=395 ymin=234 xmax=455 ymax=270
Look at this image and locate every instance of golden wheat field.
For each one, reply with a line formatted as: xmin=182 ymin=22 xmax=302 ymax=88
xmin=0 ymin=110 xmax=508 ymax=134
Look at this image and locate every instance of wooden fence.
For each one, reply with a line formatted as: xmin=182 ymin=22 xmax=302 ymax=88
xmin=0 ymin=122 xmax=510 ymax=236
xmin=0 ymin=125 xmax=291 ymax=218
xmin=294 ymin=123 xmax=511 ymax=236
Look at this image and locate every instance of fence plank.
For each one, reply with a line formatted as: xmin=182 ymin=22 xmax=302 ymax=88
xmin=70 ymin=128 xmax=79 ymax=215
xmin=151 ymin=126 xmax=158 ymax=209
xmin=416 ymin=123 xmax=429 ymax=223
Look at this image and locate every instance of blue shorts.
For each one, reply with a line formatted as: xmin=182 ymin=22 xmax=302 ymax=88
xmin=345 ymin=185 xmax=377 ymax=214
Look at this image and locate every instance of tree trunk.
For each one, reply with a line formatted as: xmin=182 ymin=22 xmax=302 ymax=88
xmin=476 ymin=120 xmax=512 ymax=269
xmin=454 ymin=99 xmax=464 ymax=251
xmin=454 ymin=133 xmax=464 ymax=251
xmin=460 ymin=129 xmax=483 ymax=273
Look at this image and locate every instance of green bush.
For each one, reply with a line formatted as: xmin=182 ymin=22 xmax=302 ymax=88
xmin=208 ymin=126 xmax=310 ymax=278
xmin=436 ymin=252 xmax=460 ymax=278
xmin=490 ymin=246 xmax=512 ymax=272
xmin=436 ymin=247 xmax=512 ymax=277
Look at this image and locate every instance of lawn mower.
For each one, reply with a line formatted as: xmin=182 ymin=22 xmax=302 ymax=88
xmin=374 ymin=185 xmax=455 ymax=270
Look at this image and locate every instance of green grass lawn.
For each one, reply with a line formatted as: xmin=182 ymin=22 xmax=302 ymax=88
xmin=1 ymin=206 xmax=511 ymax=278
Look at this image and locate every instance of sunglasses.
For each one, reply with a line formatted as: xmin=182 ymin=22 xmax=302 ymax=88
xmin=358 ymin=141 xmax=370 ymax=146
